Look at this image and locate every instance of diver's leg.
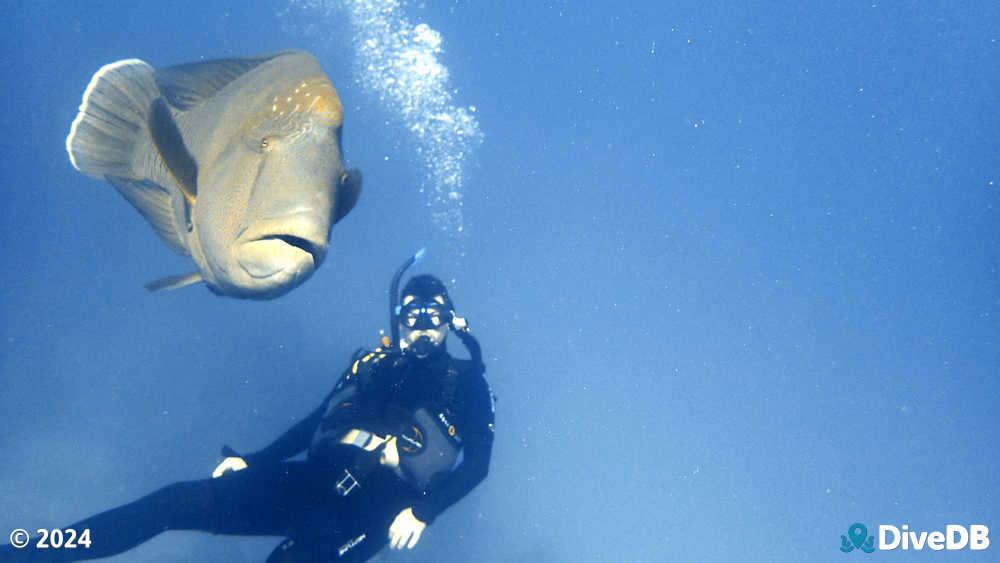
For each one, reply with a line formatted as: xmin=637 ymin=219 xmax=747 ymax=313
xmin=0 ymin=479 xmax=218 ymax=562
xmin=0 ymin=463 xmax=310 ymax=562
xmin=207 ymin=461 xmax=319 ymax=536
xmin=265 ymin=518 xmax=387 ymax=563
xmin=265 ymin=481 xmax=402 ymax=563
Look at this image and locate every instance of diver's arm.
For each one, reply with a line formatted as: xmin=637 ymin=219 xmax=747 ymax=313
xmin=243 ymin=385 xmax=339 ymax=465
xmin=410 ymin=377 xmax=495 ymax=523
xmin=245 ymin=352 xmax=386 ymax=465
xmin=411 ymin=430 xmax=492 ymax=523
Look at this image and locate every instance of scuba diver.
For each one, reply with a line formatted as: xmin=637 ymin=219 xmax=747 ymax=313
xmin=1 ymin=251 xmax=495 ymax=562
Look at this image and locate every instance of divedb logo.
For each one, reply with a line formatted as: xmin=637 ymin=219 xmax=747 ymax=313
xmin=840 ymin=522 xmax=990 ymax=553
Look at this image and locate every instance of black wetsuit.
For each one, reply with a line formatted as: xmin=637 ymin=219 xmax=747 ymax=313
xmin=1 ymin=345 xmax=494 ymax=562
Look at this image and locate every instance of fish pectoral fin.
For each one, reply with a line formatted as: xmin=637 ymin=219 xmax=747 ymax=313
xmin=154 ymin=50 xmax=302 ymax=111
xmin=66 ymin=58 xmax=160 ymax=180
xmin=149 ymin=97 xmax=198 ymax=205
xmin=106 ymin=177 xmax=189 ymax=256
xmin=333 ymin=168 xmax=363 ymax=224
xmin=145 ymin=271 xmax=204 ymax=292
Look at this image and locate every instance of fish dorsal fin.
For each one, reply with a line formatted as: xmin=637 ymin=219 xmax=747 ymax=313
xmin=334 ymin=168 xmax=363 ymax=224
xmin=154 ymin=50 xmax=299 ymax=111
xmin=145 ymin=271 xmax=204 ymax=292
xmin=148 ymin=97 xmax=198 ymax=206
xmin=106 ymin=176 xmax=189 ymax=256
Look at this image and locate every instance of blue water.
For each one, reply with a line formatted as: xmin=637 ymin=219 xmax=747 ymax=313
xmin=1 ymin=1 xmax=997 ymax=561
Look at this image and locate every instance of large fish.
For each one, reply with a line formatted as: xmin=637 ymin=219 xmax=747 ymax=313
xmin=66 ymin=49 xmax=362 ymax=299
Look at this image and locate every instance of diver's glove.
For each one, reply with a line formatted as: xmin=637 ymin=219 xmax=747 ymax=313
xmin=212 ymin=457 xmax=248 ymax=477
xmin=388 ymin=507 xmax=426 ymax=550
xmin=339 ymin=429 xmax=400 ymax=468
xmin=212 ymin=445 xmax=248 ymax=478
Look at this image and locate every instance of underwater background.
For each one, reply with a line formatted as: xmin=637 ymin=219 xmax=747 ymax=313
xmin=1 ymin=1 xmax=997 ymax=561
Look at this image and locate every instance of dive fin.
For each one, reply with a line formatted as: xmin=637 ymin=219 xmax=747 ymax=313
xmin=154 ymin=50 xmax=298 ymax=111
xmin=106 ymin=176 xmax=189 ymax=256
xmin=66 ymin=58 xmax=160 ymax=180
xmin=333 ymin=168 xmax=363 ymax=224
xmin=145 ymin=271 xmax=204 ymax=292
xmin=148 ymin=97 xmax=198 ymax=205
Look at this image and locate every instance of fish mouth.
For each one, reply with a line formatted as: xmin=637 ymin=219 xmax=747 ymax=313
xmin=259 ymin=234 xmax=321 ymax=259
xmin=236 ymin=215 xmax=329 ymax=281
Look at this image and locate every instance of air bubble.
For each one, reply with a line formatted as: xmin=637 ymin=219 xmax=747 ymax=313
xmin=282 ymin=0 xmax=482 ymax=245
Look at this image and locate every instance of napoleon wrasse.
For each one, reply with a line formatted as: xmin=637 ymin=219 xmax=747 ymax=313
xmin=66 ymin=49 xmax=362 ymax=299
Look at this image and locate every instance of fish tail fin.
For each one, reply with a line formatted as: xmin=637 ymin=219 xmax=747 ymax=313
xmin=66 ymin=58 xmax=159 ymax=180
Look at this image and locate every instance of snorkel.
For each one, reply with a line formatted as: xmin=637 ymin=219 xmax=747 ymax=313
xmin=390 ymin=247 xmax=426 ymax=347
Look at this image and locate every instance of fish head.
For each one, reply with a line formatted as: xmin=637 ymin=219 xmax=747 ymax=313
xmin=192 ymin=69 xmax=360 ymax=299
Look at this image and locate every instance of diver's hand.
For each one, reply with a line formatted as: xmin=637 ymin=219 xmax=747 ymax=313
xmin=339 ymin=430 xmax=400 ymax=468
xmin=388 ymin=507 xmax=426 ymax=549
xmin=212 ymin=456 xmax=248 ymax=478
xmin=379 ymin=436 xmax=400 ymax=468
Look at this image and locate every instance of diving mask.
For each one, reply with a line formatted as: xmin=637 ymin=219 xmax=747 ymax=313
xmin=401 ymin=301 xmax=452 ymax=330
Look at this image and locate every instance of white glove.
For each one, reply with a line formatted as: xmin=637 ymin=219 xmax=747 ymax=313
xmin=211 ymin=456 xmax=248 ymax=478
xmin=388 ymin=507 xmax=426 ymax=550
xmin=379 ymin=436 xmax=399 ymax=468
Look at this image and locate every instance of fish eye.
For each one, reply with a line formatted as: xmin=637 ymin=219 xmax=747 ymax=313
xmin=260 ymin=137 xmax=272 ymax=152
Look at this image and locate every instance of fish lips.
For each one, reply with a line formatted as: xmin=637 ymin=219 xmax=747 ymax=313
xmin=235 ymin=214 xmax=330 ymax=285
